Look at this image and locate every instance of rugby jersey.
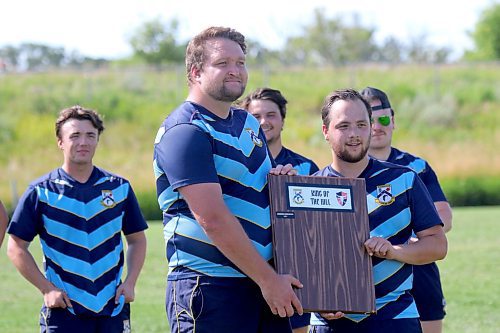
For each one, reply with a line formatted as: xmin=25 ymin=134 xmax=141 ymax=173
xmin=8 ymin=167 xmax=147 ymax=317
xmin=274 ymin=146 xmax=319 ymax=176
xmin=311 ymin=158 xmax=442 ymax=324
xmin=153 ymin=101 xmax=274 ymax=279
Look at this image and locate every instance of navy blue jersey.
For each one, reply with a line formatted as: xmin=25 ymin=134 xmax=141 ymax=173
xmin=384 ymin=147 xmax=447 ymax=203
xmin=153 ymin=102 xmax=274 ymax=279
xmin=275 ymin=147 xmax=319 ymax=176
xmin=311 ymin=159 xmax=442 ymax=324
xmin=8 ymin=167 xmax=148 ymax=317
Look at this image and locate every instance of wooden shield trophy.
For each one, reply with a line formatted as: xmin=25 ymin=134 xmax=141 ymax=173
xmin=268 ymin=174 xmax=375 ymax=314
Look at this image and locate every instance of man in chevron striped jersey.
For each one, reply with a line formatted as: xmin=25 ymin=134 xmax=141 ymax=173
xmin=7 ymin=105 xmax=148 ymax=333
xmin=361 ymin=86 xmax=452 ymax=333
xmin=309 ymin=88 xmax=447 ymax=333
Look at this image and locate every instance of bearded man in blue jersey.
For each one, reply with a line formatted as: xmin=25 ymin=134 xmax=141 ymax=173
xmin=153 ymin=27 xmax=302 ymax=333
xmin=361 ymin=86 xmax=453 ymax=333
xmin=7 ymin=105 xmax=148 ymax=333
xmin=309 ymin=89 xmax=447 ymax=333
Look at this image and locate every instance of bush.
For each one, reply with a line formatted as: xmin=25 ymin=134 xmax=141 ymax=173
xmin=442 ymin=177 xmax=500 ymax=206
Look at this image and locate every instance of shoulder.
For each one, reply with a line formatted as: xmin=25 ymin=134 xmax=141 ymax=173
xmin=371 ymin=159 xmax=417 ymax=177
xmin=94 ymin=167 xmax=130 ymax=186
xmin=28 ymin=168 xmax=62 ymax=188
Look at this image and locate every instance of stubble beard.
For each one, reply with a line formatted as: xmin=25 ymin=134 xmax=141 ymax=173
xmin=208 ymin=82 xmax=246 ymax=103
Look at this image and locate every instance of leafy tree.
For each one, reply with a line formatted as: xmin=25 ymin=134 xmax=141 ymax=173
xmin=465 ymin=3 xmax=500 ymax=60
xmin=129 ymin=18 xmax=185 ymax=65
xmin=283 ymin=9 xmax=378 ymax=66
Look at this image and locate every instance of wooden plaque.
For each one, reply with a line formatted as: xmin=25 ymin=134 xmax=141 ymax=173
xmin=268 ymin=174 xmax=376 ymax=314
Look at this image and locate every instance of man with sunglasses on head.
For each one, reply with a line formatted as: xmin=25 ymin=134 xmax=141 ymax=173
xmin=361 ymin=87 xmax=453 ymax=333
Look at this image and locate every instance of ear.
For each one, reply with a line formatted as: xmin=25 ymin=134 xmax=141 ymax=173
xmin=391 ymin=115 xmax=396 ymax=130
xmin=190 ymin=65 xmax=201 ymax=82
xmin=322 ymin=124 xmax=329 ymax=141
xmin=57 ymin=138 xmax=63 ymax=150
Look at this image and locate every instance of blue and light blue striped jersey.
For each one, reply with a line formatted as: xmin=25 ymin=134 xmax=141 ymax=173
xmin=384 ymin=147 xmax=447 ymax=203
xmin=275 ymin=146 xmax=319 ymax=176
xmin=153 ymin=101 xmax=274 ymax=280
xmin=8 ymin=167 xmax=148 ymax=317
xmin=311 ymin=158 xmax=442 ymax=324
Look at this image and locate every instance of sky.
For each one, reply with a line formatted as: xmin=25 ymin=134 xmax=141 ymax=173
xmin=0 ymin=0 xmax=496 ymax=60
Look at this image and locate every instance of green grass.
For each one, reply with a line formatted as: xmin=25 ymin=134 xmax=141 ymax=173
xmin=0 ymin=206 xmax=499 ymax=332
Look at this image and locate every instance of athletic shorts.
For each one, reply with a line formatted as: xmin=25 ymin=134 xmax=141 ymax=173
xmin=309 ymin=317 xmax=422 ymax=333
xmin=166 ymin=275 xmax=292 ymax=333
xmin=39 ymin=303 xmax=130 ymax=333
xmin=290 ymin=312 xmax=311 ymax=329
xmin=412 ymin=262 xmax=446 ymax=321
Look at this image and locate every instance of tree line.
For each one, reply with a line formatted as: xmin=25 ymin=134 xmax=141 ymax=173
xmin=1 ymin=4 xmax=499 ymax=72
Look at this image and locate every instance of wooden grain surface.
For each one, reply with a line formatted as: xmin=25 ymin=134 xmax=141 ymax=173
xmin=268 ymin=174 xmax=376 ymax=314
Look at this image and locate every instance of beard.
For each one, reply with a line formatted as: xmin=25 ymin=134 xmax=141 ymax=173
xmin=334 ymin=139 xmax=370 ymax=163
xmin=206 ymin=81 xmax=246 ymax=103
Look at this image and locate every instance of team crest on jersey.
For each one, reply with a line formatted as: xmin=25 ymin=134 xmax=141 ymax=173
xmin=375 ymin=184 xmax=395 ymax=205
xmin=293 ymin=189 xmax=304 ymax=205
xmin=101 ymin=190 xmax=116 ymax=208
xmin=245 ymin=128 xmax=263 ymax=147
xmin=336 ymin=191 xmax=348 ymax=206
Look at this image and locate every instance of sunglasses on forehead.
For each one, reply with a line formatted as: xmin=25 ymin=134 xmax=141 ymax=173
xmin=371 ymin=115 xmax=391 ymax=126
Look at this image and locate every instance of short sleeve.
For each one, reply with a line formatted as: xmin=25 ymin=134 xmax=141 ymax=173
xmin=7 ymin=186 xmax=42 ymax=241
xmin=409 ymin=174 xmax=444 ymax=233
xmin=155 ymin=123 xmax=219 ymax=190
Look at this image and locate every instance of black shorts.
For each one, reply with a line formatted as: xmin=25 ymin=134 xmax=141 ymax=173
xmin=310 ymin=317 xmax=422 ymax=333
xmin=166 ymin=276 xmax=292 ymax=333
xmin=40 ymin=303 xmax=130 ymax=333
xmin=412 ymin=263 xmax=446 ymax=321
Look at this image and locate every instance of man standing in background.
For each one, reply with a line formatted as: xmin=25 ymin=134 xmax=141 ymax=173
xmin=361 ymin=86 xmax=452 ymax=333
xmin=239 ymin=87 xmax=319 ymax=176
xmin=7 ymin=105 xmax=148 ymax=333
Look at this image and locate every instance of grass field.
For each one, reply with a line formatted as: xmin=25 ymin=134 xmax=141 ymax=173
xmin=0 ymin=206 xmax=498 ymax=332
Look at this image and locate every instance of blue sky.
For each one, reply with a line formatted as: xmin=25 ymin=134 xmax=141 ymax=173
xmin=0 ymin=0 xmax=496 ymax=60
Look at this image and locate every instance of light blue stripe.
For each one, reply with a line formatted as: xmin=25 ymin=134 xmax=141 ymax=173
xmin=214 ymin=155 xmax=271 ymax=191
xmin=406 ymin=159 xmax=426 ymax=174
xmin=43 ymin=214 xmax=122 ymax=250
xmin=370 ymin=208 xmax=411 ymax=238
xmin=168 ymin=249 xmax=245 ymax=277
xmin=164 ymin=215 xmax=211 ymax=244
xmin=36 ymin=183 xmax=129 ymax=220
xmin=373 ymin=259 xmax=404 ymax=284
xmin=394 ymin=299 xmax=419 ymax=319
xmin=224 ymin=195 xmax=271 ymax=229
xmin=193 ymin=114 xmax=262 ymax=157
xmin=41 ymin=239 xmax=123 ymax=281
xmin=94 ymin=176 xmax=111 ymax=186
xmin=376 ymin=274 xmax=414 ymax=308
xmin=45 ymin=266 xmax=123 ymax=314
xmin=158 ymin=186 xmax=178 ymax=212
xmin=163 ymin=215 xmax=273 ymax=258
xmin=153 ymin=159 xmax=164 ymax=180
xmin=295 ymin=162 xmax=312 ymax=176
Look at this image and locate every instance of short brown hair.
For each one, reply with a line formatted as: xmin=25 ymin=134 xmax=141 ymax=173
xmin=321 ymin=89 xmax=372 ymax=127
xmin=238 ymin=87 xmax=288 ymax=119
xmin=55 ymin=105 xmax=104 ymax=139
xmin=185 ymin=26 xmax=246 ymax=85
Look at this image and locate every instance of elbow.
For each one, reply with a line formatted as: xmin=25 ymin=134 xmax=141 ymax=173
xmin=436 ymin=235 xmax=448 ymax=261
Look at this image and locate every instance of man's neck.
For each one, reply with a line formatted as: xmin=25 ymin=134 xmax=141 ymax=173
xmin=330 ymin=156 xmax=370 ymax=178
xmin=368 ymin=146 xmax=392 ymax=161
xmin=62 ymin=163 xmax=94 ymax=183
xmin=187 ymin=92 xmax=232 ymax=119
xmin=268 ymin=140 xmax=283 ymax=159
